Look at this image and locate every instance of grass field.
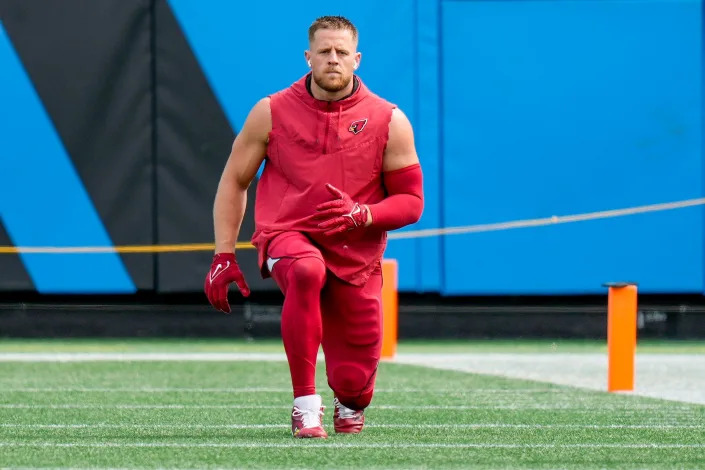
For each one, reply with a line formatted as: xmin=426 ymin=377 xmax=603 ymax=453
xmin=0 ymin=340 xmax=703 ymax=469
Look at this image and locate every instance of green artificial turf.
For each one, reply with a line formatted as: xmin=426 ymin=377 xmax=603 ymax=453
xmin=0 ymin=347 xmax=703 ymax=469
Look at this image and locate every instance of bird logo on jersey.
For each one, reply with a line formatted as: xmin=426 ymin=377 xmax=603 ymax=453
xmin=349 ymin=118 xmax=368 ymax=135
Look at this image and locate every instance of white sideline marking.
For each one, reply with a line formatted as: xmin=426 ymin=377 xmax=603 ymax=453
xmin=0 ymin=387 xmax=563 ymax=393
xmin=0 ymin=442 xmax=702 ymax=449
xmin=395 ymin=353 xmax=705 ymax=406
xmin=0 ymin=353 xmax=289 ymax=362
xmin=1 ymin=351 xmax=703 ymax=405
xmin=1 ymin=423 xmax=703 ymax=430
xmin=0 ymin=404 xmax=695 ymax=410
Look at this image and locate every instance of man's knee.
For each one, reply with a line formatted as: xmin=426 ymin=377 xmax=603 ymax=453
xmin=328 ymin=362 xmax=377 ymax=409
xmin=286 ymin=257 xmax=326 ymax=289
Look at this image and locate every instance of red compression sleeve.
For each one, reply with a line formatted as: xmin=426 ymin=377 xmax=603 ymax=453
xmin=368 ymin=163 xmax=423 ymax=231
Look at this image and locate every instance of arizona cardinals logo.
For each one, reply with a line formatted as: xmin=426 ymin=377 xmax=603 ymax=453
xmin=349 ymin=118 xmax=368 ymax=135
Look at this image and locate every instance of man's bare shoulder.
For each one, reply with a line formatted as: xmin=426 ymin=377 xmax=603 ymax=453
xmin=254 ymin=96 xmax=271 ymax=110
xmin=241 ymin=97 xmax=272 ymax=141
xmin=389 ymin=107 xmax=412 ymax=132
xmin=249 ymin=97 xmax=272 ymax=126
xmin=384 ymin=107 xmax=419 ymax=171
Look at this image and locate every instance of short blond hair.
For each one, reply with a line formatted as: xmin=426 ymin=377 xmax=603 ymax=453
xmin=308 ymin=16 xmax=358 ymax=44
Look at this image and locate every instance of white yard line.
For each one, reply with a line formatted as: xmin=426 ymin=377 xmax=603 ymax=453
xmin=0 ymin=353 xmax=289 ymax=362
xmin=0 ymin=404 xmax=693 ymax=410
xmin=0 ymin=387 xmax=562 ymax=393
xmin=0 ymin=423 xmax=702 ymax=430
xmin=0 ymin=442 xmax=702 ymax=449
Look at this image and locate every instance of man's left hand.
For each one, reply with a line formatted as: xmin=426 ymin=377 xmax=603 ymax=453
xmin=313 ymin=183 xmax=369 ymax=236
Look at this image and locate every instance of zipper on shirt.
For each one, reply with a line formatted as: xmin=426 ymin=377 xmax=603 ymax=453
xmin=322 ymin=102 xmax=331 ymax=154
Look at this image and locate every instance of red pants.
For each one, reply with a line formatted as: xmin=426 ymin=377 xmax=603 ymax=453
xmin=266 ymin=231 xmax=383 ymax=410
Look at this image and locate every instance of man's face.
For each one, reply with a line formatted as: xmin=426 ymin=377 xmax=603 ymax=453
xmin=306 ymin=28 xmax=360 ymax=93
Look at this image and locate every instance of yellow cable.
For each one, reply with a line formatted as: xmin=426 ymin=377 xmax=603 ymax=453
xmin=0 ymin=242 xmax=254 ymax=254
xmin=2 ymin=197 xmax=704 ymax=254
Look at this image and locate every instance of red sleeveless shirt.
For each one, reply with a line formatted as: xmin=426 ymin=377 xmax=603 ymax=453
xmin=251 ymin=74 xmax=395 ymax=286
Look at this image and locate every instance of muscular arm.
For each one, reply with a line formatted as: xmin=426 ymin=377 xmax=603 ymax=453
xmin=365 ymin=108 xmax=424 ymax=230
xmin=213 ymin=98 xmax=271 ymax=253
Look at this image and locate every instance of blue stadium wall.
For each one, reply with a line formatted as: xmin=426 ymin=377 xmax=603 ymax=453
xmin=0 ymin=0 xmax=702 ymax=295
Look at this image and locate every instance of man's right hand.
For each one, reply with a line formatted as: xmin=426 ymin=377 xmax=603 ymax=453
xmin=204 ymin=253 xmax=250 ymax=313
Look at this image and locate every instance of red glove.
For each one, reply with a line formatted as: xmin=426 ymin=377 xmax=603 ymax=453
xmin=204 ymin=253 xmax=250 ymax=313
xmin=313 ymin=184 xmax=369 ymax=236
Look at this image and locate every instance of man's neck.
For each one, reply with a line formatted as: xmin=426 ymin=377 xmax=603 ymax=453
xmin=306 ymin=74 xmax=359 ymax=102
